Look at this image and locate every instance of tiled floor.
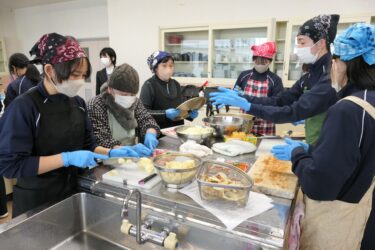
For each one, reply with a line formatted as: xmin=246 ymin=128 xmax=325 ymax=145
xmin=0 ymin=201 xmax=12 ymax=224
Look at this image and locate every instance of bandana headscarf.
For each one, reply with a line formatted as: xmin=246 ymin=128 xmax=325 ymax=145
xmin=298 ymin=14 xmax=340 ymax=44
xmin=333 ymin=23 xmax=375 ymax=65
xmin=147 ymin=50 xmax=172 ymax=72
xmin=29 ymin=33 xmax=86 ymax=65
xmin=251 ymin=41 xmax=276 ymax=59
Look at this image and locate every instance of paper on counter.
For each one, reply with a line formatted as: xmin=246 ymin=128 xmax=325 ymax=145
xmin=179 ymin=182 xmax=274 ymax=230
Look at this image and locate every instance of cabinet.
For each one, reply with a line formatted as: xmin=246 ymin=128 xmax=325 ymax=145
xmin=160 ymin=15 xmax=373 ymax=88
xmin=160 ymin=20 xmax=273 ymax=87
xmin=0 ymin=38 xmax=7 ymax=76
xmin=277 ymin=15 xmax=372 ymax=87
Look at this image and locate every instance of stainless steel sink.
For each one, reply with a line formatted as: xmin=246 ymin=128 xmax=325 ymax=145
xmin=0 ymin=192 xmax=279 ymax=250
xmin=0 ymin=193 xmax=163 ymax=250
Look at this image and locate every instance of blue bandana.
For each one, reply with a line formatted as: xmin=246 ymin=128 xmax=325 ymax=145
xmin=147 ymin=50 xmax=172 ymax=72
xmin=333 ymin=23 xmax=375 ymax=65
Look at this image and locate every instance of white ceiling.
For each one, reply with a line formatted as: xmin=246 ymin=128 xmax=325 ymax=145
xmin=0 ymin=0 xmax=75 ymax=10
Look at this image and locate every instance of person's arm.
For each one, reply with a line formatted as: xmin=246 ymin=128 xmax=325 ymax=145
xmin=96 ymin=71 xmax=101 ymax=95
xmin=86 ymin=97 xmax=122 ymax=148
xmin=0 ymin=97 xmax=51 ymax=178
xmin=134 ymin=99 xmax=160 ymax=142
xmin=268 ymin=74 xmax=284 ymax=97
xmin=242 ymin=75 xmax=306 ymax=106
xmin=4 ymin=82 xmax=17 ymax=108
xmin=291 ymin=101 xmax=362 ymax=200
xmin=247 ymin=73 xmax=338 ymax=123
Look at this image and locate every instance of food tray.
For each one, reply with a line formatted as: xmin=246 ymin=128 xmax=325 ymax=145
xmin=196 ymin=161 xmax=253 ymax=207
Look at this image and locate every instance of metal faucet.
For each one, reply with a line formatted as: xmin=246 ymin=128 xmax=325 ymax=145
xmin=121 ymin=189 xmax=179 ymax=249
xmin=121 ymin=189 xmax=142 ymax=244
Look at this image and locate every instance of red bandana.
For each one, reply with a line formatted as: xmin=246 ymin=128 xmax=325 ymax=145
xmin=251 ymin=41 xmax=276 ymax=59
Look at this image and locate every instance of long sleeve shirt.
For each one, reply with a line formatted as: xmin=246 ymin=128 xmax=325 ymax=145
xmin=0 ymin=82 xmax=97 ymax=178
xmin=242 ymin=53 xmax=338 ymax=123
xmin=291 ymin=84 xmax=375 ymax=249
xmin=4 ymin=75 xmax=38 ymax=108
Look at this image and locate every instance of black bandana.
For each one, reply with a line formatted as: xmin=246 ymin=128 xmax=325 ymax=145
xmin=298 ymin=14 xmax=340 ymax=44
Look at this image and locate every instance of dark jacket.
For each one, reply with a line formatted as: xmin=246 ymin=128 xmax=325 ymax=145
xmin=234 ymin=69 xmax=284 ymax=97
xmin=4 ymin=75 xmax=38 ymax=108
xmin=96 ymin=68 xmax=108 ymax=95
xmin=87 ymin=93 xmax=160 ymax=148
xmin=291 ymin=83 xmax=375 ymax=249
xmin=140 ymin=75 xmax=185 ymax=129
xmin=242 ymin=53 xmax=338 ymax=123
xmin=0 ymin=82 xmax=97 ymax=178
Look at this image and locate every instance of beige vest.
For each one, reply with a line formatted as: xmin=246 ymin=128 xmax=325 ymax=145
xmin=108 ymin=111 xmax=136 ymax=146
xmin=300 ymin=96 xmax=375 ymax=250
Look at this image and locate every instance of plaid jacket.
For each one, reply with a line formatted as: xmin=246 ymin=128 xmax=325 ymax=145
xmin=87 ymin=94 xmax=160 ymax=148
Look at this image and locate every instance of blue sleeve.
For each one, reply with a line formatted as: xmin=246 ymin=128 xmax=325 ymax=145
xmin=0 ymin=96 xmax=40 ymax=178
xmin=243 ymin=76 xmax=304 ymax=106
xmin=291 ymin=102 xmax=362 ymax=200
xmin=234 ymin=71 xmax=249 ymax=90
xmin=247 ymin=73 xmax=338 ymax=123
xmin=4 ymin=82 xmax=18 ymax=108
xmin=269 ymin=74 xmax=284 ymax=97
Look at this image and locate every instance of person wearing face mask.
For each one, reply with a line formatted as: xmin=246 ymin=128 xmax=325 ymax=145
xmin=140 ymin=51 xmax=199 ymax=129
xmin=4 ymin=53 xmax=41 ymax=109
xmin=211 ymin=14 xmax=340 ymax=145
xmin=233 ymin=41 xmax=283 ymax=136
xmin=270 ymin=23 xmax=375 ymax=249
xmin=0 ymin=33 xmax=143 ymax=217
xmin=87 ymin=63 xmax=160 ymax=151
xmin=96 ymin=47 xmax=116 ymax=95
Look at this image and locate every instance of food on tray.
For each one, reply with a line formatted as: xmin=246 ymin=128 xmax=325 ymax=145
xmin=230 ymin=162 xmax=250 ymax=172
xmin=158 ymin=158 xmax=197 ymax=185
xmin=178 ymin=126 xmax=213 ymax=135
xmin=137 ymin=157 xmax=154 ymax=173
xmin=202 ymin=172 xmax=246 ymax=202
xmin=257 ymin=154 xmax=293 ymax=174
xmin=117 ymin=158 xmax=134 ymax=164
xmin=224 ymin=132 xmax=258 ymax=145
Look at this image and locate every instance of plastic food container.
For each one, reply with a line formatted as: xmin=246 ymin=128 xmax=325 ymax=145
xmin=153 ymin=152 xmax=202 ymax=189
xmin=196 ymin=161 xmax=253 ymax=207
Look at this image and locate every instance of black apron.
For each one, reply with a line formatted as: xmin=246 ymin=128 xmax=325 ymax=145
xmin=12 ymin=89 xmax=86 ymax=217
xmin=149 ymin=76 xmax=184 ymax=129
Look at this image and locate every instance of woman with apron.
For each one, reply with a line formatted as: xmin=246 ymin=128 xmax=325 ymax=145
xmin=234 ymin=41 xmax=283 ymax=136
xmin=272 ymin=23 xmax=375 ymax=250
xmin=211 ymin=14 xmax=340 ymax=145
xmin=87 ymin=63 xmax=160 ymax=152
xmin=0 ymin=33 xmax=147 ymax=217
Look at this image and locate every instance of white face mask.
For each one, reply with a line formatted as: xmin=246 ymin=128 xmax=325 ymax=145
xmin=100 ymin=57 xmax=111 ymax=68
xmin=254 ymin=64 xmax=269 ymax=74
xmin=115 ymin=95 xmax=136 ymax=109
xmin=54 ymin=79 xmax=85 ymax=97
xmin=294 ymin=42 xmax=319 ymax=64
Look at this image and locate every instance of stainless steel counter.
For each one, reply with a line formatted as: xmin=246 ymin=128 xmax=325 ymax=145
xmin=78 ymin=137 xmax=295 ymax=249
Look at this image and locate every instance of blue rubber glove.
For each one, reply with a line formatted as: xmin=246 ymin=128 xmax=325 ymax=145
xmin=292 ymin=120 xmax=305 ymax=126
xmin=189 ymin=109 xmax=199 ymax=119
xmin=271 ymin=138 xmax=309 ymax=161
xmin=209 ymin=86 xmax=239 ymax=98
xmin=210 ymin=94 xmax=251 ymax=111
xmin=109 ymin=146 xmax=139 ymax=158
xmin=61 ymin=150 xmax=109 ymax=168
xmin=144 ymin=132 xmax=159 ymax=150
xmin=165 ymin=108 xmax=180 ymax=120
xmin=128 ymin=143 xmax=153 ymax=157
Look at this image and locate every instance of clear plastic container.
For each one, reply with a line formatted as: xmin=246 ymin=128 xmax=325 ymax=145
xmin=153 ymin=152 xmax=202 ymax=189
xmin=196 ymin=161 xmax=253 ymax=206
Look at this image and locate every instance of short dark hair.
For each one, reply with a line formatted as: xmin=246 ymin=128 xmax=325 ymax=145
xmin=52 ymin=57 xmax=92 ymax=82
xmin=252 ymin=56 xmax=273 ymax=63
xmin=99 ymin=47 xmax=116 ymax=66
xmin=155 ymin=56 xmax=174 ymax=70
xmin=346 ymin=56 xmax=375 ymax=90
xmin=8 ymin=53 xmax=41 ymax=83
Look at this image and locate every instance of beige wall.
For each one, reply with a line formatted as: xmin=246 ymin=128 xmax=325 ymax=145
xmin=107 ymin=0 xmax=375 ymax=87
